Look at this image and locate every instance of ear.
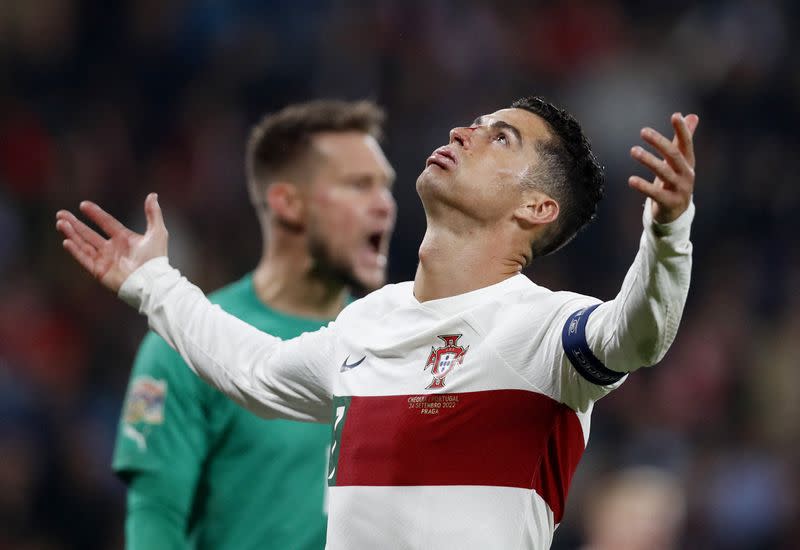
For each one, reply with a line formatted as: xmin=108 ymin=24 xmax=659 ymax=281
xmin=514 ymin=194 xmax=559 ymax=229
xmin=266 ymin=182 xmax=305 ymax=229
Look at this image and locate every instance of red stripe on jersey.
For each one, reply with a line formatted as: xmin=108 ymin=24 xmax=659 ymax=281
xmin=531 ymin=403 xmax=585 ymax=523
xmin=333 ymin=389 xmax=585 ymax=522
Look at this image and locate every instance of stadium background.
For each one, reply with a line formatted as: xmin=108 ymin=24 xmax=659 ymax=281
xmin=1 ymin=1 xmax=798 ymax=548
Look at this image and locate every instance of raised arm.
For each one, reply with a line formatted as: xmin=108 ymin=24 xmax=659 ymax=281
xmin=566 ymin=113 xmax=699 ymax=386
xmin=56 ymin=195 xmax=334 ymax=422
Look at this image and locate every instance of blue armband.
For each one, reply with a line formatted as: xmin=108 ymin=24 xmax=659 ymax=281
xmin=561 ymin=304 xmax=625 ymax=386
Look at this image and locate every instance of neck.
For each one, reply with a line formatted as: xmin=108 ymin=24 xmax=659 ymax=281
xmin=252 ymin=227 xmax=348 ymax=320
xmin=413 ymin=219 xmax=526 ymax=302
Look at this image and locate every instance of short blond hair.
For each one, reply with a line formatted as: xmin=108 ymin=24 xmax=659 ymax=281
xmin=246 ymin=100 xmax=385 ymax=204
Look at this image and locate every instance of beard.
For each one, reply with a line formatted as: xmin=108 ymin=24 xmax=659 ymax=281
xmin=307 ymin=231 xmax=368 ymax=295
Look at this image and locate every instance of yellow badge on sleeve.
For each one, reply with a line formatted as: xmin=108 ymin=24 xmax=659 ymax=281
xmin=124 ymin=376 xmax=168 ymax=425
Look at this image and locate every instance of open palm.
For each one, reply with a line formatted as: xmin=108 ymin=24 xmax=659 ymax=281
xmin=55 ymin=193 xmax=168 ymax=293
xmin=628 ymin=113 xmax=699 ymax=224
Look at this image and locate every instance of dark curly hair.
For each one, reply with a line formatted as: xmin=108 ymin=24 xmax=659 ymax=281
xmin=511 ymin=96 xmax=605 ymax=259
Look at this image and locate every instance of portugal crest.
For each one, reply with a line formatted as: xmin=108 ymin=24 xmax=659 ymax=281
xmin=424 ymin=334 xmax=469 ymax=389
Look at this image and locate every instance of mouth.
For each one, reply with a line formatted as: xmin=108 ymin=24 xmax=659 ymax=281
xmin=425 ymin=147 xmax=457 ymax=169
xmin=367 ymin=231 xmax=383 ymax=253
xmin=360 ymin=229 xmax=388 ymax=269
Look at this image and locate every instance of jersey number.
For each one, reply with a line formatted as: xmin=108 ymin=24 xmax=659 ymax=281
xmin=327 ymin=396 xmax=352 ymax=486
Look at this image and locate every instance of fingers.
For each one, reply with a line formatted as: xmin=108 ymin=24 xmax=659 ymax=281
xmin=61 ymin=235 xmax=96 ymax=275
xmin=684 ymin=114 xmax=699 ymax=134
xmin=56 ymin=217 xmax=95 ymax=254
xmin=144 ymin=193 xmax=166 ymax=234
xmin=79 ymin=201 xmax=127 ymax=237
xmin=639 ymin=126 xmax=692 ymax=176
xmin=627 ymin=175 xmax=671 ymax=203
xmin=56 ymin=209 xmax=106 ymax=249
xmin=630 ymin=146 xmax=677 ymax=188
xmin=671 ymin=113 xmax=698 ymax=168
xmin=629 ymin=112 xmax=699 ymax=224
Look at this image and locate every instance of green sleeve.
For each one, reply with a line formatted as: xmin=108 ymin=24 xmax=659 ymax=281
xmin=125 ymin=473 xmax=190 ymax=550
xmin=112 ymin=332 xmax=212 ymax=545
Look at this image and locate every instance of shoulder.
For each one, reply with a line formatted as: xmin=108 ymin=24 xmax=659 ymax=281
xmin=363 ymin=281 xmax=414 ymax=304
xmin=471 ymin=278 xmax=600 ymax=341
xmin=335 ymin=281 xmax=414 ymax=322
xmin=477 ymin=276 xmax=598 ymax=320
xmin=135 ymin=331 xmax=180 ymax=367
xmin=130 ymin=331 xmax=206 ymax=398
xmin=516 ymin=279 xmax=599 ymax=314
xmin=547 ymin=289 xmax=602 ymax=314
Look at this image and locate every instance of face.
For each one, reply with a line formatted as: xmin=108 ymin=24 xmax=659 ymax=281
xmin=303 ymin=131 xmax=396 ymax=291
xmin=416 ymin=108 xmax=553 ymax=222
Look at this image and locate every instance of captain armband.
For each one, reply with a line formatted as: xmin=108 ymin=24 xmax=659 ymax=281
xmin=561 ymin=304 xmax=625 ymax=386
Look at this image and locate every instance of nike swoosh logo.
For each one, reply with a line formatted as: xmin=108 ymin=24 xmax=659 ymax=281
xmin=340 ymin=355 xmax=366 ymax=372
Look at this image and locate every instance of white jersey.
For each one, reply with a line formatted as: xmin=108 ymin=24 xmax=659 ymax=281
xmin=120 ymin=200 xmax=694 ymax=549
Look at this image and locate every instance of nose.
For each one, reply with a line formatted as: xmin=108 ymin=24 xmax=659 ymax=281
xmin=449 ymin=126 xmax=474 ymax=148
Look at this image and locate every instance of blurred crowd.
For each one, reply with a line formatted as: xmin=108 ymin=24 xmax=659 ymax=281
xmin=1 ymin=1 xmax=798 ymax=548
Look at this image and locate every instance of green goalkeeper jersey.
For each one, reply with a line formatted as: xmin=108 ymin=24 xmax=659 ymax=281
xmin=113 ymin=273 xmax=331 ymax=550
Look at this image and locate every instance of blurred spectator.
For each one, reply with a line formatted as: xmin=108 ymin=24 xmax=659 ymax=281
xmin=580 ymin=467 xmax=686 ymax=550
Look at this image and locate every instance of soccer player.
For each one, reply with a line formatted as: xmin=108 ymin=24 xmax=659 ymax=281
xmin=56 ymin=96 xmax=698 ymax=549
xmin=110 ymin=100 xmax=395 ymax=549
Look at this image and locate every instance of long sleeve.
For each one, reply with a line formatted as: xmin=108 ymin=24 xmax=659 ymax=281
xmin=585 ymin=198 xmax=694 ymax=372
xmin=548 ymin=199 xmax=694 ymax=410
xmin=112 ymin=333 xmax=209 ymax=549
xmin=118 ymin=259 xmax=336 ymax=422
xmin=124 ymin=473 xmax=191 ymax=550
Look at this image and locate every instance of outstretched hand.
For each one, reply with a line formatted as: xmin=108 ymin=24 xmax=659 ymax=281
xmin=629 ymin=113 xmax=699 ymax=224
xmin=55 ymin=193 xmax=168 ymax=293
